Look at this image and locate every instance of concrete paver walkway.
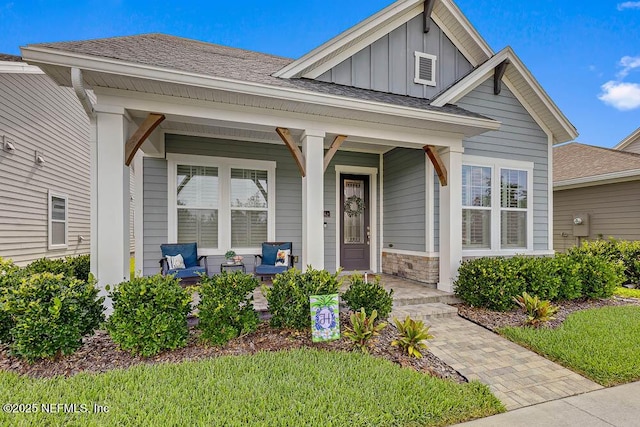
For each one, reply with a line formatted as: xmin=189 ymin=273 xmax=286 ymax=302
xmin=427 ymin=316 xmax=602 ymax=410
xmin=457 ymin=381 xmax=640 ymax=426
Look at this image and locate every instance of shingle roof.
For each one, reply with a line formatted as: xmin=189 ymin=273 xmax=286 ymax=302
xmin=29 ymin=34 xmax=489 ymax=119
xmin=0 ymin=53 xmax=22 ymax=62
xmin=554 ymin=142 xmax=640 ymax=182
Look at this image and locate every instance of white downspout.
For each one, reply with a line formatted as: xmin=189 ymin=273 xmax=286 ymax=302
xmin=71 ymin=68 xmax=99 ymax=282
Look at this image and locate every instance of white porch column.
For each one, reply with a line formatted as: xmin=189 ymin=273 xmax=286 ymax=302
xmin=301 ymin=129 xmax=326 ymax=270
xmin=93 ymin=105 xmax=131 ymax=311
xmin=438 ymin=145 xmax=464 ymax=292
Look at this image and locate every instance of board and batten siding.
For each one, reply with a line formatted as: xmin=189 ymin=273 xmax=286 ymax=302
xmin=455 ymin=80 xmax=550 ymax=251
xmin=317 ymin=15 xmax=473 ymax=100
xmin=554 ymin=180 xmax=640 ymax=252
xmin=0 ymin=71 xmax=90 ymax=265
xmin=142 ymin=134 xmax=380 ymax=275
xmin=383 ymin=148 xmax=426 ymax=252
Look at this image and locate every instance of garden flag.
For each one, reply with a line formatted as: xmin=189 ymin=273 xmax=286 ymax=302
xmin=310 ymin=294 xmax=340 ymax=342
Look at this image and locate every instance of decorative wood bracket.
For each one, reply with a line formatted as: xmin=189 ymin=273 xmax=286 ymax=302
xmin=124 ymin=113 xmax=165 ymax=166
xmin=494 ymin=59 xmax=510 ymax=95
xmin=423 ymin=145 xmax=448 ymax=186
xmin=423 ymin=0 xmax=436 ymax=33
xmin=276 ymin=127 xmax=306 ymax=177
xmin=323 ymin=135 xmax=347 ymax=172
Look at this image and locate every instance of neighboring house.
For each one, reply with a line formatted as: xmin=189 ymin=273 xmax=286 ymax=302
xmin=21 ymin=0 xmax=576 ymax=298
xmin=553 ymin=138 xmax=640 ymax=252
xmin=0 ymin=54 xmax=91 ymax=265
xmin=0 ymin=54 xmax=136 ymax=266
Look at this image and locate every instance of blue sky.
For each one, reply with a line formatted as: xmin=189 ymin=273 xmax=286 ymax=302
xmin=1 ymin=0 xmax=639 ymax=147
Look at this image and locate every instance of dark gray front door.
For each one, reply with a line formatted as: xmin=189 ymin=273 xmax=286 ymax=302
xmin=340 ymin=174 xmax=370 ymax=271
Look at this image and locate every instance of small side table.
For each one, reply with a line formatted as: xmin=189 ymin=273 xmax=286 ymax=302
xmin=220 ymin=262 xmax=246 ymax=273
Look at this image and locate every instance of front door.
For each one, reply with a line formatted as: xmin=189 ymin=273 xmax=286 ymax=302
xmin=340 ymin=174 xmax=370 ymax=271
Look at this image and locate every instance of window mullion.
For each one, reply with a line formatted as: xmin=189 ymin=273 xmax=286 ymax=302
xmin=491 ymin=166 xmax=500 ymax=251
xmin=219 ymin=164 xmax=231 ymax=251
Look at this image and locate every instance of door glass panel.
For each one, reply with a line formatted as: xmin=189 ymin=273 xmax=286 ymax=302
xmin=344 ymin=179 xmax=365 ymax=244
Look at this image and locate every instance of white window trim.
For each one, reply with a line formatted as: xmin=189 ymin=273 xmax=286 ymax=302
xmin=48 ymin=190 xmax=68 ymax=250
xmin=167 ymin=154 xmax=276 ymax=256
xmin=414 ymin=52 xmax=437 ymax=86
xmin=461 ymin=155 xmax=534 ymax=257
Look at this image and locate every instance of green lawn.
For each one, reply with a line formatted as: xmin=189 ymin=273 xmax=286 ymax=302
xmin=0 ymin=349 xmax=503 ymax=426
xmin=614 ymin=286 xmax=640 ymax=299
xmin=500 ymin=306 xmax=640 ymax=386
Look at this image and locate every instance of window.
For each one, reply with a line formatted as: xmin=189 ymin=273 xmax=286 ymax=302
xmin=48 ymin=191 xmax=68 ymax=249
xmin=461 ymin=157 xmax=533 ymax=253
xmin=168 ymin=155 xmax=276 ymax=254
xmin=500 ymin=169 xmax=528 ymax=249
xmin=414 ymin=52 xmax=437 ymax=86
xmin=462 ymin=165 xmax=491 ymax=249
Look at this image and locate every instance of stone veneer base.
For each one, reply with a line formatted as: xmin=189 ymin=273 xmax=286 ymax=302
xmin=381 ymin=251 xmax=439 ymax=286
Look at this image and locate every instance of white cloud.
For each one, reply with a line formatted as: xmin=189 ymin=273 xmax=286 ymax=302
xmin=617 ymin=56 xmax=640 ymax=78
xmin=598 ymin=81 xmax=640 ymax=110
xmin=617 ymin=1 xmax=640 ymax=10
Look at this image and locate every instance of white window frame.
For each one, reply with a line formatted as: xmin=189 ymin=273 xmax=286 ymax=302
xmin=167 ymin=154 xmax=276 ymax=256
xmin=461 ymin=155 xmax=534 ymax=256
xmin=462 ymin=163 xmax=493 ymax=250
xmin=414 ymin=52 xmax=437 ymax=86
xmin=48 ymin=190 xmax=68 ymax=250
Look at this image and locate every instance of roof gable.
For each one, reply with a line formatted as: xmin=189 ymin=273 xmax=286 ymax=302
xmin=431 ymin=47 xmax=578 ymax=144
xmin=614 ymin=127 xmax=640 ymax=152
xmin=273 ymin=0 xmax=492 ymax=79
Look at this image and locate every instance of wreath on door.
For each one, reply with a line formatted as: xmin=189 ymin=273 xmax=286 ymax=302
xmin=344 ymin=195 xmax=365 ymax=217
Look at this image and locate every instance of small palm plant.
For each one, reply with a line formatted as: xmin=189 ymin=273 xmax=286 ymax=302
xmin=391 ymin=316 xmax=434 ymax=359
xmin=513 ymin=292 xmax=559 ymax=327
xmin=344 ymin=308 xmax=387 ymax=353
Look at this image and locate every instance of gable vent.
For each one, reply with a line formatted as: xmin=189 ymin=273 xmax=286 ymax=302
xmin=414 ymin=52 xmax=437 ymax=86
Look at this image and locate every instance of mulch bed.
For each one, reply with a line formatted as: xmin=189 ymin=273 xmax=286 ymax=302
xmin=0 ymin=312 xmax=466 ymax=383
xmin=456 ymin=296 xmax=640 ymax=332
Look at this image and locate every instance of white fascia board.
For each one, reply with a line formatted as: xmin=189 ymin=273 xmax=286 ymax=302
xmin=22 ymin=46 xmax=500 ymax=133
xmin=95 ymin=87 xmax=488 ymax=147
xmin=614 ymin=127 xmax=640 ymax=150
xmin=0 ymin=60 xmax=43 ymax=74
xmin=438 ymin=0 xmax=493 ymax=60
xmin=274 ymin=0 xmax=423 ymax=79
xmin=554 ymin=169 xmax=640 ymax=190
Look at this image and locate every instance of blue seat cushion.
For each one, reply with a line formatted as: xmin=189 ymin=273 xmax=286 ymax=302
xmin=161 ymin=243 xmax=198 ymax=268
xmin=255 ymin=264 xmax=289 ymax=276
xmin=261 ymin=242 xmax=292 ymax=266
xmin=168 ymin=266 xmax=206 ymax=279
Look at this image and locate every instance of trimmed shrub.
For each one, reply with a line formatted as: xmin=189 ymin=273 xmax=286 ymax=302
xmin=66 ymin=254 xmax=91 ymax=282
xmin=513 ymin=256 xmax=562 ymax=301
xmin=454 ymin=257 xmax=526 ymax=311
xmin=567 ymin=252 xmax=624 ymax=299
xmin=552 ymin=253 xmax=583 ymax=300
xmin=3 ymin=272 xmax=104 ymax=362
xmin=265 ymin=267 xmax=342 ymax=330
xmin=106 ymin=275 xmax=192 ymax=357
xmin=198 ymin=272 xmax=259 ymax=346
xmin=24 ymin=257 xmax=71 ymax=277
xmin=342 ymin=274 xmax=394 ymax=319
xmin=0 ymin=258 xmax=22 ymax=343
xmin=569 ymin=239 xmax=640 ymax=286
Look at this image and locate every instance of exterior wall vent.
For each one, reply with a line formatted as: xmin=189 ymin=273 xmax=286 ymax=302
xmin=414 ymin=52 xmax=437 ymax=86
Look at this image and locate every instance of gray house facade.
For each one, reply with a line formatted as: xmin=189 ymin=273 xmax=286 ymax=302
xmin=21 ymin=0 xmax=576 ymax=300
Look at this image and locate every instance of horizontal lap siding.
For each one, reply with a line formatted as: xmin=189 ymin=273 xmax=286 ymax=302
xmin=554 ymin=181 xmax=640 ymax=252
xmin=456 ymin=80 xmax=550 ymax=251
xmin=318 ymin=15 xmax=472 ymax=100
xmin=0 ymin=72 xmax=90 ymax=265
xmin=383 ymin=148 xmax=426 ymax=252
xmin=142 ymin=158 xmax=168 ymax=275
xmin=621 ymin=139 xmax=640 ymax=154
